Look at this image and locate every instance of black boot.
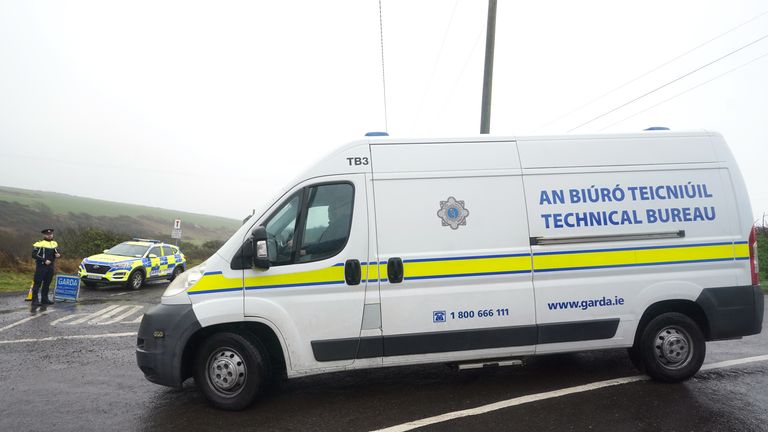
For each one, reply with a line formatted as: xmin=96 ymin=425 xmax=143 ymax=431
xmin=41 ymin=298 xmax=54 ymax=305
xmin=31 ymin=299 xmax=41 ymax=307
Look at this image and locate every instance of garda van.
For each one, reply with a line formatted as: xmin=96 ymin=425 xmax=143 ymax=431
xmin=137 ymin=130 xmax=763 ymax=410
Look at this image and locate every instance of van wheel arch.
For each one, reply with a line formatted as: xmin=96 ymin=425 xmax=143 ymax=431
xmin=181 ymin=322 xmax=287 ymax=385
xmin=634 ymin=299 xmax=710 ymax=345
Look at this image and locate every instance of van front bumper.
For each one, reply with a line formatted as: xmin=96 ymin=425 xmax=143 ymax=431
xmin=696 ymin=285 xmax=764 ymax=340
xmin=136 ymin=303 xmax=201 ymax=388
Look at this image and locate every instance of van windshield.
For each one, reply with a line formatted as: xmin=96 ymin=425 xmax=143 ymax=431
xmin=107 ymin=243 xmax=149 ymax=258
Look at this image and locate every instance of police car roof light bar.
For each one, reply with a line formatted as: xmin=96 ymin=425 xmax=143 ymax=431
xmin=132 ymin=238 xmax=162 ymax=243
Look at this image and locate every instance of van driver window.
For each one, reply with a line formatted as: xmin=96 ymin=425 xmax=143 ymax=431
xmin=297 ymin=183 xmax=353 ymax=263
xmin=265 ymin=194 xmax=300 ymax=266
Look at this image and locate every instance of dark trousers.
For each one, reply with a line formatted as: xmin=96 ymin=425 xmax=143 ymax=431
xmin=32 ymin=263 xmax=54 ymax=302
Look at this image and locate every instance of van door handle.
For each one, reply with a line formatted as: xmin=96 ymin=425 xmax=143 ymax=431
xmin=387 ymin=257 xmax=403 ymax=283
xmin=345 ymin=259 xmax=361 ymax=285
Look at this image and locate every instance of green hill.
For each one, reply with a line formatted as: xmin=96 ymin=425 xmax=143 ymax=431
xmin=0 ymin=185 xmax=240 ymax=245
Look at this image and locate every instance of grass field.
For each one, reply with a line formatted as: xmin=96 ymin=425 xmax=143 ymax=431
xmin=0 ymin=271 xmax=33 ymax=294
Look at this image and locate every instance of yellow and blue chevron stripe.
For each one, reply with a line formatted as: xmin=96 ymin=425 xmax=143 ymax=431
xmin=186 ymin=241 xmax=749 ymax=295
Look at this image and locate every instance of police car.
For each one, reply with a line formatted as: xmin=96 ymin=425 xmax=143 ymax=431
xmin=79 ymin=239 xmax=186 ymax=289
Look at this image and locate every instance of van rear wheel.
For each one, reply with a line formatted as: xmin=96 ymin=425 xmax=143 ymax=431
xmin=194 ymin=332 xmax=270 ymax=411
xmin=636 ymin=312 xmax=705 ymax=382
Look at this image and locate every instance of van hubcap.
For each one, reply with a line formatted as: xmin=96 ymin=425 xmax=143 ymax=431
xmin=207 ymin=348 xmax=247 ymax=396
xmin=654 ymin=326 xmax=692 ymax=369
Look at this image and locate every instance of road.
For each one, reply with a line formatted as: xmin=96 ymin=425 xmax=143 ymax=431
xmin=0 ymin=283 xmax=766 ymax=432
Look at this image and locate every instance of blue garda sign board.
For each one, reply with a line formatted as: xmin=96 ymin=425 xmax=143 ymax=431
xmin=54 ymin=274 xmax=81 ymax=301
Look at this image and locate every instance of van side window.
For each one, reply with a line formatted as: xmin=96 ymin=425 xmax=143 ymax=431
xmin=265 ymin=193 xmax=300 ymax=266
xmin=297 ymin=183 xmax=354 ymax=263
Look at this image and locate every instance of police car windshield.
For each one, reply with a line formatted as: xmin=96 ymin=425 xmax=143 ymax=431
xmin=107 ymin=243 xmax=150 ymax=258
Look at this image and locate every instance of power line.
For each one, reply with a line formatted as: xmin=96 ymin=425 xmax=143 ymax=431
xmin=568 ymin=32 xmax=768 ymax=132
xmin=536 ymin=8 xmax=768 ymax=132
xmin=378 ymin=0 xmax=388 ymax=132
xmin=599 ymin=50 xmax=768 ymax=131
xmin=439 ymin=27 xmax=484 ymax=117
xmin=414 ymin=0 xmax=460 ymax=127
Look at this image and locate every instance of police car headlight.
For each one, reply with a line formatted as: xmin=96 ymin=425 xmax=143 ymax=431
xmin=162 ymin=262 xmax=206 ymax=299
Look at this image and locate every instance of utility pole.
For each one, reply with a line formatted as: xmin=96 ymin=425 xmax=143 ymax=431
xmin=480 ymin=0 xmax=497 ymax=134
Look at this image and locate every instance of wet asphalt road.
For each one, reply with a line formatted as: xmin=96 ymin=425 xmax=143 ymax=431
xmin=0 ymin=284 xmax=767 ymax=432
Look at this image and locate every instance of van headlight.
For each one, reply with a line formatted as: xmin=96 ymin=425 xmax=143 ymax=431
xmin=162 ymin=262 xmax=206 ymax=301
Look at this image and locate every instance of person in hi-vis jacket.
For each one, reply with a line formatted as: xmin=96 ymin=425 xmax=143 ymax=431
xmin=31 ymin=228 xmax=60 ymax=306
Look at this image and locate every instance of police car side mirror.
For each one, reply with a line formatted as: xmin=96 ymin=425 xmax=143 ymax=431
xmin=251 ymin=226 xmax=270 ymax=270
xmin=103 ymin=249 xmax=109 ymax=254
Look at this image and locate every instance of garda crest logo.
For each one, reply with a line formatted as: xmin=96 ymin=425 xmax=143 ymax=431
xmin=437 ymin=197 xmax=469 ymax=230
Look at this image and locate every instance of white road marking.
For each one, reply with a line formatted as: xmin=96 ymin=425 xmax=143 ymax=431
xmin=50 ymin=304 xmax=144 ymax=326
xmin=0 ymin=310 xmax=53 ymax=332
xmin=122 ymin=315 xmax=145 ymax=324
xmin=67 ymin=305 xmax=120 ymax=325
xmin=89 ymin=305 xmax=132 ymax=324
xmin=110 ymin=292 xmax=130 ymax=297
xmin=0 ymin=332 xmax=137 ymax=345
xmin=97 ymin=305 xmax=144 ymax=325
xmin=372 ymin=354 xmax=768 ymax=432
xmin=700 ymin=354 xmax=768 ymax=371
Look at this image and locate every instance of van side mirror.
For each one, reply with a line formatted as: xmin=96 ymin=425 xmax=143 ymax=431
xmin=230 ymin=227 xmax=271 ymax=270
xmin=251 ymin=226 xmax=270 ymax=270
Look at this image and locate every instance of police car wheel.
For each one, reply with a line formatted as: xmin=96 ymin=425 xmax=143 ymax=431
xmin=126 ymin=270 xmax=144 ymax=290
xmin=638 ymin=312 xmax=705 ymax=382
xmin=169 ymin=266 xmax=183 ymax=281
xmin=194 ymin=332 xmax=269 ymax=411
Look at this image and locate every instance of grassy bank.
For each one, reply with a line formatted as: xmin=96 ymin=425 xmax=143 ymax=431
xmin=0 ymin=271 xmax=33 ymax=294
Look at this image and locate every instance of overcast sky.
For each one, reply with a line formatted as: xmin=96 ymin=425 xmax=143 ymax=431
xmin=1 ymin=0 xmax=766 ymax=224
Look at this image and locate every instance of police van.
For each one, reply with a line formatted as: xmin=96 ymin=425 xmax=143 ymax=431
xmin=137 ymin=130 xmax=763 ymax=410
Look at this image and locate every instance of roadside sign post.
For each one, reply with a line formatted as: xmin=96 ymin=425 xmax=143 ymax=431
xmin=172 ymin=219 xmax=182 ymax=246
xmin=54 ymin=274 xmax=81 ymax=302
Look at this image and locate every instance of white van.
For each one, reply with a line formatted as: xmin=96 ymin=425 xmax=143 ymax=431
xmin=137 ymin=130 xmax=763 ymax=410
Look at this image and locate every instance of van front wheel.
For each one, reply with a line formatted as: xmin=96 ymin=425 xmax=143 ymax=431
xmin=637 ymin=312 xmax=705 ymax=382
xmin=195 ymin=332 xmax=269 ymax=411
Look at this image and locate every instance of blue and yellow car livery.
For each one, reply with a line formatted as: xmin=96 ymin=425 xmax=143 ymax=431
xmin=79 ymin=239 xmax=186 ymax=289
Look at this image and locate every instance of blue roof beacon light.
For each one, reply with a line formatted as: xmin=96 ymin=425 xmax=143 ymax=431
xmin=644 ymin=127 xmax=670 ymax=131
xmin=365 ymin=132 xmax=389 ymax=136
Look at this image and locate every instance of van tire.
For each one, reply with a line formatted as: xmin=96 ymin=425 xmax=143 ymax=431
xmin=126 ymin=269 xmax=145 ymax=290
xmin=194 ymin=332 xmax=270 ymax=411
xmin=636 ymin=312 xmax=705 ymax=382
